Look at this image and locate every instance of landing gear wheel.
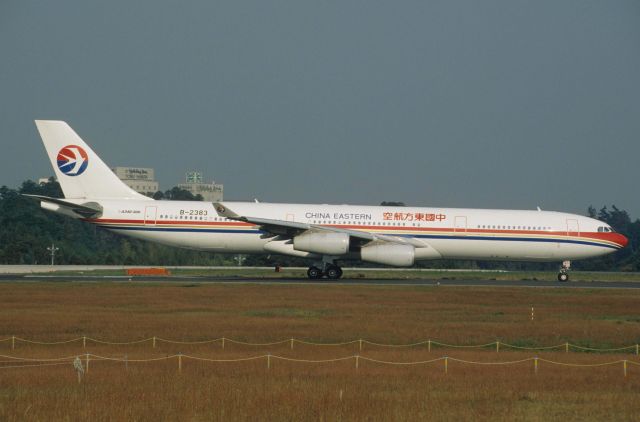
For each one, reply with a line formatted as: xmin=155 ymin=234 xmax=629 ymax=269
xmin=307 ymin=267 xmax=322 ymax=280
xmin=325 ymin=266 xmax=343 ymax=280
xmin=557 ymin=260 xmax=571 ymax=283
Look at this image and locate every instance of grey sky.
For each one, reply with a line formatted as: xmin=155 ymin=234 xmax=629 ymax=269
xmin=2 ymin=1 xmax=639 ymax=216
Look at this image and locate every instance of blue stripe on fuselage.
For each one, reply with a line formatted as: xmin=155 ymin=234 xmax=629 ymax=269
xmin=410 ymin=234 xmax=619 ymax=249
xmin=99 ymin=225 xmax=620 ymax=250
xmin=100 ymin=225 xmax=260 ymax=235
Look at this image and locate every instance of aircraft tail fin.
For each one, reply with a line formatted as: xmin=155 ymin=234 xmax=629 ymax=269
xmin=35 ymin=120 xmax=151 ymax=200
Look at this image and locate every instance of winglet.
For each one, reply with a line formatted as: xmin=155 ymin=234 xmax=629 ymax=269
xmin=213 ymin=202 xmax=242 ymax=219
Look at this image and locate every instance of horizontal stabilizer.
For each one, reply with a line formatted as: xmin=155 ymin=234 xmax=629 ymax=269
xmin=22 ymin=194 xmax=103 ymax=218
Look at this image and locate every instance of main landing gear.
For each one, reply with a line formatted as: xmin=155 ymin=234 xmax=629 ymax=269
xmin=557 ymin=260 xmax=571 ymax=282
xmin=307 ymin=264 xmax=343 ymax=280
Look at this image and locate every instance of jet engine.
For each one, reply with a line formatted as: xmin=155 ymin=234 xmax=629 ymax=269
xmin=264 ymin=240 xmax=319 ymax=258
xmin=293 ymin=231 xmax=350 ymax=255
xmin=360 ymin=243 xmax=415 ymax=266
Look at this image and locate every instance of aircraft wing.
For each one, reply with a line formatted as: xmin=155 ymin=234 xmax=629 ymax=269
xmin=213 ymin=203 xmax=427 ymax=248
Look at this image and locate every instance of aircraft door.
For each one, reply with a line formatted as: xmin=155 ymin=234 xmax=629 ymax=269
xmin=286 ymin=213 xmax=295 ymax=222
xmin=144 ymin=206 xmax=157 ymax=226
xmin=454 ymin=216 xmax=467 ymax=235
xmin=566 ymin=219 xmax=579 ymax=236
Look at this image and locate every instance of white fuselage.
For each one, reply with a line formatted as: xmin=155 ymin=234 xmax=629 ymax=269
xmin=33 ymin=120 xmax=628 ymax=273
xmin=76 ymin=199 xmax=626 ymax=262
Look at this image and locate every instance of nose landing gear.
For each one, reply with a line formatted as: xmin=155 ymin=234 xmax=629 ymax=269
xmin=557 ymin=260 xmax=571 ymax=282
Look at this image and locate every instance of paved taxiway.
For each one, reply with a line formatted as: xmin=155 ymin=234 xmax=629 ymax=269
xmin=1 ymin=274 xmax=639 ymax=289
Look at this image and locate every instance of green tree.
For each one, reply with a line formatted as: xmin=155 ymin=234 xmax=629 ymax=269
xmin=163 ymin=187 xmax=203 ymax=201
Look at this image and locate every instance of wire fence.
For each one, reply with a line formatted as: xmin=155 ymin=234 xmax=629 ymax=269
xmin=0 ymin=352 xmax=637 ymax=378
xmin=0 ymin=336 xmax=638 ymax=354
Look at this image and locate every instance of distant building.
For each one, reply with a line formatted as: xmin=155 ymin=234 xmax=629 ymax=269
xmin=38 ymin=177 xmax=56 ymax=185
xmin=112 ymin=167 xmax=159 ymax=196
xmin=177 ymin=171 xmax=223 ymax=202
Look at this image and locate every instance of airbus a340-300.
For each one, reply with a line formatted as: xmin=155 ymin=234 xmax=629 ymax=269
xmin=28 ymin=121 xmax=628 ymax=281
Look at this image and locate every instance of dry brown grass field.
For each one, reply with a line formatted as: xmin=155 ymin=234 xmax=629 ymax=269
xmin=1 ymin=281 xmax=640 ymax=421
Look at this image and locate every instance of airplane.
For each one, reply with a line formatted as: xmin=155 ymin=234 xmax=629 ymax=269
xmin=27 ymin=120 xmax=628 ymax=281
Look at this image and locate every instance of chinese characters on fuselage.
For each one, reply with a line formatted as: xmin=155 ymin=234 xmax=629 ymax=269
xmin=382 ymin=212 xmax=446 ymax=222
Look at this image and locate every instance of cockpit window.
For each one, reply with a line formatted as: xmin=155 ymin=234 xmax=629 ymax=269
xmin=597 ymin=226 xmax=614 ymax=233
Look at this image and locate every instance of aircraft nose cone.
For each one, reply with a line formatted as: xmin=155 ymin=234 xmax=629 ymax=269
xmin=615 ymin=233 xmax=629 ymax=248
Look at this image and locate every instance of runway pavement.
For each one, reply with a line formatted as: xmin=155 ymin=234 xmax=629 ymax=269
xmin=1 ymin=274 xmax=640 ymax=289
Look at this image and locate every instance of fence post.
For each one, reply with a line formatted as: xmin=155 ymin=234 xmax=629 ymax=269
xmin=428 ymin=340 xmax=431 ymax=352
xmin=11 ymin=336 xmax=14 ymax=350
xmin=636 ymin=344 xmax=638 ymax=356
xmin=86 ymin=353 xmax=90 ymax=374
xmin=222 ymin=337 xmax=225 ymax=349
xmin=73 ymin=357 xmax=83 ymax=384
xmin=153 ymin=336 xmax=156 ymax=348
xmin=290 ymin=338 xmax=294 ymax=350
xmin=534 ymin=357 xmax=538 ymax=375
xmin=565 ymin=342 xmax=569 ymax=353
xmin=178 ymin=353 xmax=182 ymax=373
xmin=444 ymin=357 xmax=448 ymax=374
xmin=267 ymin=354 xmax=271 ymax=369
xmin=83 ymin=336 xmax=86 ymax=349
xmin=496 ymin=341 xmax=500 ymax=353
xmin=355 ymin=355 xmax=359 ymax=370
xmin=624 ymin=360 xmax=627 ymax=378
xmin=359 ymin=339 xmax=362 ymax=352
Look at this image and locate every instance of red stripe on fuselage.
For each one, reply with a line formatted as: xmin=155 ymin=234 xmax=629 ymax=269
xmin=83 ymin=218 xmax=628 ymax=248
xmin=85 ymin=218 xmax=253 ymax=226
